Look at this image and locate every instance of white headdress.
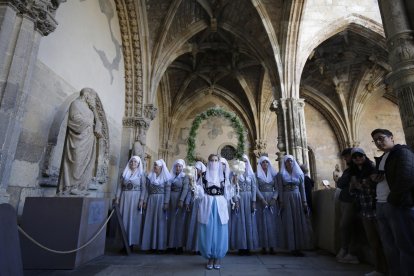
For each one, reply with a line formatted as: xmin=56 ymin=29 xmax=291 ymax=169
xmin=122 ymin=156 xmax=143 ymax=180
xmin=220 ymin=157 xmax=231 ymax=181
xmin=257 ymin=156 xmax=277 ymax=183
xmin=170 ymin=159 xmax=186 ymax=180
xmin=242 ymin=154 xmax=254 ymax=177
xmin=195 ymin=161 xmax=206 ymax=173
xmin=280 ymin=154 xmax=304 ymax=183
xmin=148 ymin=159 xmax=171 ymax=185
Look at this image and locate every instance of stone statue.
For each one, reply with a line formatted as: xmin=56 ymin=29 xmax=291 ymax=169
xmin=58 ymin=88 xmax=103 ymax=196
xmin=333 ymin=164 xmax=342 ymax=184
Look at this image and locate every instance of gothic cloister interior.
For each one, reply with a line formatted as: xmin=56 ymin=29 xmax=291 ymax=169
xmin=1 ymin=0 xmax=414 ymax=273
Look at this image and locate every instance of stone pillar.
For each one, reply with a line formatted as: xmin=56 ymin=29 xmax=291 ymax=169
xmin=378 ymin=0 xmax=414 ymax=148
xmin=121 ymin=104 xmax=157 ymax=172
xmin=271 ymin=98 xmax=309 ymax=166
xmin=0 ymin=0 xmax=62 ymax=203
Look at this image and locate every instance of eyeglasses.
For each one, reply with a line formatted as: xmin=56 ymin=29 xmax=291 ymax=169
xmin=372 ymin=135 xmax=388 ymax=143
xmin=352 ymin=154 xmax=365 ymax=159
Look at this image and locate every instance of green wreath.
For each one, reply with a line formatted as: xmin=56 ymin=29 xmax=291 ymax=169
xmin=186 ymin=107 xmax=245 ymax=164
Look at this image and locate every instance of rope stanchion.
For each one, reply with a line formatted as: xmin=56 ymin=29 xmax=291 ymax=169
xmin=18 ymin=209 xmax=115 ymax=254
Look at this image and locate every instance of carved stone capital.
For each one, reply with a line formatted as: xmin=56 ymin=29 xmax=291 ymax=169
xmin=1 ymin=0 xmax=64 ymax=36
xmin=386 ymin=67 xmax=414 ymax=88
xmin=387 ymin=31 xmax=414 ymax=68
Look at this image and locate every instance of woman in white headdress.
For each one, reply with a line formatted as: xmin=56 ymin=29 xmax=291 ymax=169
xmin=141 ymin=159 xmax=171 ymax=252
xmin=197 ymin=154 xmax=229 ymax=270
xmin=220 ymin=157 xmax=233 ymax=248
xmin=256 ymin=155 xmax=280 ymax=254
xmin=115 ymin=156 xmax=146 ymax=250
xmin=277 ymin=155 xmax=312 ymax=256
xmin=167 ymin=159 xmax=189 ymax=253
xmin=230 ymin=154 xmax=259 ymax=255
xmin=185 ymin=160 xmax=206 ymax=253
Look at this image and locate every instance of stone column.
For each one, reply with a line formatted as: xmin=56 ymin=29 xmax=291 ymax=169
xmin=0 ymin=0 xmax=62 ymax=203
xmin=271 ymin=98 xmax=309 ymax=166
xmin=378 ymin=0 xmax=414 ymax=148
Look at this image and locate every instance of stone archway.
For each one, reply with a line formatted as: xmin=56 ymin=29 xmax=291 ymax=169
xmin=186 ymin=107 xmax=245 ymax=164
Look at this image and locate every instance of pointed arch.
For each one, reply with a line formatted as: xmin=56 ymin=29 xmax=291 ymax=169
xmin=298 ymin=13 xmax=386 ymax=81
xmin=301 ymin=85 xmax=350 ymax=150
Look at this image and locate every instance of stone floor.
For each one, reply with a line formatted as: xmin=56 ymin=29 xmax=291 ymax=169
xmin=24 ymin=249 xmax=373 ymax=276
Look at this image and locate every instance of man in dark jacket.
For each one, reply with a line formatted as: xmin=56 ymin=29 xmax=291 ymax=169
xmin=371 ymin=128 xmax=414 ymax=276
xmin=335 ymin=148 xmax=360 ymax=264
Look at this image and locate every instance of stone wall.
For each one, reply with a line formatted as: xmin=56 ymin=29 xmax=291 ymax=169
xmin=7 ymin=0 xmax=124 ymax=214
xmin=305 ymin=103 xmax=341 ymax=189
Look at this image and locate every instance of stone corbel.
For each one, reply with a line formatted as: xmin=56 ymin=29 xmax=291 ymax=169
xmin=253 ymin=139 xmax=267 ymax=158
xmin=144 ymin=104 xmax=158 ymax=121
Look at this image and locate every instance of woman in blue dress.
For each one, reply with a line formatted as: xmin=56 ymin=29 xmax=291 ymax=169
xmin=255 ymin=155 xmax=280 ymax=254
xmin=230 ymin=154 xmax=259 ymax=255
xmin=115 ymin=156 xmax=146 ymax=250
xmin=185 ymin=161 xmax=206 ymax=253
xmin=141 ymin=159 xmax=171 ymax=253
xmin=167 ymin=159 xmax=189 ymax=254
xmin=196 ymin=154 xmax=229 ymax=270
xmin=277 ymin=155 xmax=312 ymax=256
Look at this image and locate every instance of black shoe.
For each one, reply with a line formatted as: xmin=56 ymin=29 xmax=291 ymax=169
xmin=261 ymin=248 xmax=268 ymax=255
xmin=147 ymin=249 xmax=157 ymax=254
xmin=245 ymin=249 xmax=251 ymax=256
xmin=269 ymin=248 xmax=276 ymax=255
xmin=291 ymin=250 xmax=305 ymax=257
xmin=238 ymin=250 xmax=244 ymax=256
xmin=157 ymin=250 xmax=167 ymax=254
xmin=175 ymin=247 xmax=183 ymax=255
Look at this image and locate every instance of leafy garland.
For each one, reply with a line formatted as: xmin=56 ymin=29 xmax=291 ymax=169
xmin=186 ymin=107 xmax=246 ymax=164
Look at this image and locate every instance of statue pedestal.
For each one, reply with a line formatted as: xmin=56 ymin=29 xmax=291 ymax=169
xmin=20 ymin=197 xmax=109 ymax=269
